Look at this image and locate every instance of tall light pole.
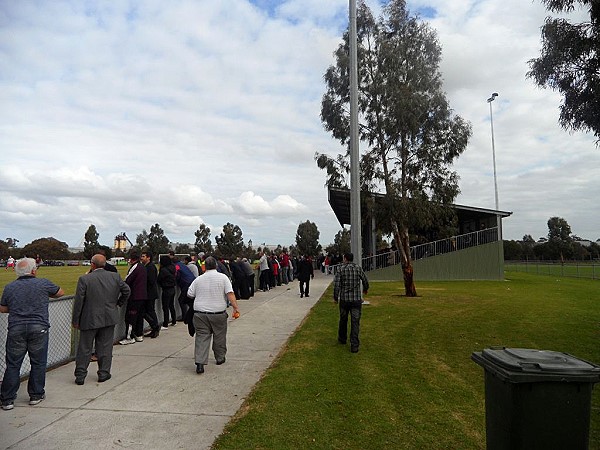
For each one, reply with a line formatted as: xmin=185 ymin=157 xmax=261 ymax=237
xmin=349 ymin=0 xmax=362 ymax=265
xmin=487 ymin=92 xmax=502 ymax=250
xmin=487 ymin=92 xmax=499 ymax=211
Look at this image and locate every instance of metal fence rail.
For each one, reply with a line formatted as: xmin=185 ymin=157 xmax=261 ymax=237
xmin=0 ymin=295 xmax=77 ymax=380
xmin=505 ymin=261 xmax=600 ymax=280
xmin=359 ymin=227 xmax=500 ymax=272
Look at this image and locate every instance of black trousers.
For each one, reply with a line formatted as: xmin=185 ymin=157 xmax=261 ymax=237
xmin=138 ymin=298 xmax=160 ymax=332
xmin=299 ymin=279 xmax=310 ymax=296
xmin=125 ymin=300 xmax=144 ymax=337
xmin=161 ymin=287 xmax=176 ymax=326
xmin=247 ymin=274 xmax=255 ymax=297
xmin=178 ymin=284 xmax=191 ymax=320
xmin=338 ymin=302 xmax=362 ymax=349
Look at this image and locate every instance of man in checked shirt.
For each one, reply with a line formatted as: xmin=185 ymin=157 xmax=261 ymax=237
xmin=333 ymin=253 xmax=369 ymax=353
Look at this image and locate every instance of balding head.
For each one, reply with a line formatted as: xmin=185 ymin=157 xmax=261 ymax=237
xmin=91 ymin=254 xmax=107 ymax=268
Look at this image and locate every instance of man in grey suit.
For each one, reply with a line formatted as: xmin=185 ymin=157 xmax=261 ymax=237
xmin=72 ymin=254 xmax=130 ymax=385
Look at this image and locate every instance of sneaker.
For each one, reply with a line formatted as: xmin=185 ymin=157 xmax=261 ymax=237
xmin=29 ymin=395 xmax=45 ymax=406
xmin=1 ymin=402 xmax=14 ymax=411
xmin=119 ymin=337 xmax=135 ymax=345
xmin=161 ymin=326 xmax=168 ymax=330
xmin=134 ymin=336 xmax=143 ymax=342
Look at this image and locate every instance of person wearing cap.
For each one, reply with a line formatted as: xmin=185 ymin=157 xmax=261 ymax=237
xmin=187 ymin=256 xmax=240 ymax=374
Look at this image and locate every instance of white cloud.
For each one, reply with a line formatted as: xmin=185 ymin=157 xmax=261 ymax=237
xmin=0 ymin=0 xmax=597 ymax=250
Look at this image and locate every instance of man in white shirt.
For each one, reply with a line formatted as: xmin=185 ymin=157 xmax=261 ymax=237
xmin=187 ymin=257 xmax=240 ymax=374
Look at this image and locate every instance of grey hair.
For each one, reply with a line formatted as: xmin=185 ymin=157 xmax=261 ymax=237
xmin=204 ymin=256 xmax=217 ymax=270
xmin=15 ymin=258 xmax=37 ymax=277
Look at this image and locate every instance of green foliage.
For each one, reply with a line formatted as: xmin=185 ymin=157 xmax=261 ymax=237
xmin=295 ymin=220 xmax=322 ymax=257
xmin=214 ymin=273 xmax=600 ymax=448
xmin=194 ymin=223 xmax=213 ymax=254
xmin=83 ymin=224 xmax=100 ymax=259
xmin=215 ymin=222 xmax=244 ymax=258
xmin=22 ymin=237 xmax=70 ymax=260
xmin=325 ymin=228 xmax=351 ymax=256
xmin=136 ymin=229 xmax=149 ymax=248
xmin=175 ymin=243 xmax=192 ymax=254
xmin=146 ymin=223 xmax=170 ymax=256
xmin=318 ymin=0 xmax=469 ymax=275
xmin=0 ymin=240 xmax=9 ymax=259
xmin=528 ymin=0 xmax=600 ymax=140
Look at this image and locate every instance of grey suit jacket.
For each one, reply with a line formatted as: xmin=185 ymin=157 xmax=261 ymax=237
xmin=72 ymin=268 xmax=131 ymax=330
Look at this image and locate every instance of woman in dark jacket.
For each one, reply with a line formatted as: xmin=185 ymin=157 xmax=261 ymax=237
xmin=157 ymin=255 xmax=177 ymax=327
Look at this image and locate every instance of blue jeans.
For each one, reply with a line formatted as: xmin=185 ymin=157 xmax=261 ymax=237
xmin=1 ymin=324 xmax=49 ymax=403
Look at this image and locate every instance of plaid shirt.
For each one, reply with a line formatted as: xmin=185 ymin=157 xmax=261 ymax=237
xmin=333 ymin=262 xmax=369 ymax=304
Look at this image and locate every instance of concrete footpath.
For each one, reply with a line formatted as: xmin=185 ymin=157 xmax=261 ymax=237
xmin=0 ymin=273 xmax=332 ymax=450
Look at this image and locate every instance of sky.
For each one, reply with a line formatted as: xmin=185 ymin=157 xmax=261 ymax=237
xmin=0 ymin=0 xmax=598 ymax=251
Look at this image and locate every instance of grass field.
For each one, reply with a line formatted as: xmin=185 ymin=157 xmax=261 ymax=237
xmin=213 ymin=272 xmax=600 ymax=450
xmin=1 ymin=267 xmax=599 ymax=448
xmin=0 ymin=265 xmax=129 ymax=296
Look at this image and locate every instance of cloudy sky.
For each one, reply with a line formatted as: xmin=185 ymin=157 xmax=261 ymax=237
xmin=0 ymin=0 xmax=597 ymax=251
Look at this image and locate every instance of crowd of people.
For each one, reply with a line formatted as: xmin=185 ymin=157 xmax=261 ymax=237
xmin=1 ymin=249 xmax=369 ymax=411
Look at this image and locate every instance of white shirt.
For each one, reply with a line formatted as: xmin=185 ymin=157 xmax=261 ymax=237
xmin=187 ymin=269 xmax=233 ymax=313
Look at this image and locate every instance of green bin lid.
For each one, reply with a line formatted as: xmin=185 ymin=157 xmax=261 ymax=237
xmin=471 ymin=347 xmax=600 ymax=383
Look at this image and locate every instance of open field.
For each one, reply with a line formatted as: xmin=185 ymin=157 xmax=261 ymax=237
xmin=0 ymin=264 xmax=129 ymax=296
xmin=213 ymin=272 xmax=600 ymax=449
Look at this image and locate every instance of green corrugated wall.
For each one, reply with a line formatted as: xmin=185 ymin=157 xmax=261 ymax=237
xmin=366 ymin=241 xmax=505 ymax=281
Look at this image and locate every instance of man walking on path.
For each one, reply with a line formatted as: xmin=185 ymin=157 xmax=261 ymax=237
xmin=0 ymin=258 xmax=64 ymax=410
xmin=297 ymin=255 xmax=314 ymax=298
xmin=333 ymin=253 xmax=369 ymax=353
xmin=72 ymin=254 xmax=130 ymax=385
xmin=187 ymin=257 xmax=240 ymax=374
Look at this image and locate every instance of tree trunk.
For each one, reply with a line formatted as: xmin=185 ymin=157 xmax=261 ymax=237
xmin=392 ymin=221 xmax=417 ymax=297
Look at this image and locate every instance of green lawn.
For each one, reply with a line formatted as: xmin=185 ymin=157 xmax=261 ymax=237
xmin=0 ymin=265 xmax=129 ymax=296
xmin=213 ymin=272 xmax=600 ymax=450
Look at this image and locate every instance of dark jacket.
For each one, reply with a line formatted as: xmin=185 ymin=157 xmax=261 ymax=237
xmin=145 ymin=262 xmax=159 ymax=300
xmin=157 ymin=263 xmax=176 ymax=288
xmin=125 ymin=261 xmax=147 ymax=301
xmin=73 ymin=268 xmax=130 ymax=330
xmin=297 ymin=258 xmax=314 ymax=282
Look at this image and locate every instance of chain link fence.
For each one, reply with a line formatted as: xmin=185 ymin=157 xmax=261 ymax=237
xmin=0 ymin=288 xmax=189 ymax=382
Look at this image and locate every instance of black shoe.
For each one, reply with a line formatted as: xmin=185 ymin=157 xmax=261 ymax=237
xmin=75 ymin=377 xmax=85 ymax=385
xmin=170 ymin=322 xmax=176 ymax=326
xmin=98 ymin=374 xmax=111 ymax=383
xmin=300 ymin=293 xmax=303 ymax=298
xmin=338 ymin=339 xmax=347 ymax=345
xmin=351 ymin=347 xmax=359 ymax=353
xmin=216 ymin=358 xmax=226 ymax=365
xmin=305 ymin=294 xmax=309 ymax=297
xmin=196 ymin=363 xmax=204 ymax=374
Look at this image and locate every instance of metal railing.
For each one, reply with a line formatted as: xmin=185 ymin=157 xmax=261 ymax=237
xmin=505 ymin=261 xmax=600 ymax=280
xmin=359 ymin=227 xmax=500 ymax=272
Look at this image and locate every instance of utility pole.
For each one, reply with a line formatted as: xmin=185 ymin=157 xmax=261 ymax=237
xmin=349 ymin=0 xmax=362 ymax=266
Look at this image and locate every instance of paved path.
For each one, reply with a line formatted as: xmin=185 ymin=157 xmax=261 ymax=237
xmin=0 ymin=273 xmax=333 ymax=450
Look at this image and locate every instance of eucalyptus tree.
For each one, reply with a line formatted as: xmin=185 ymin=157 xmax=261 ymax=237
xmin=528 ymin=0 xmax=600 ymax=140
xmin=317 ymin=0 xmax=471 ymax=296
